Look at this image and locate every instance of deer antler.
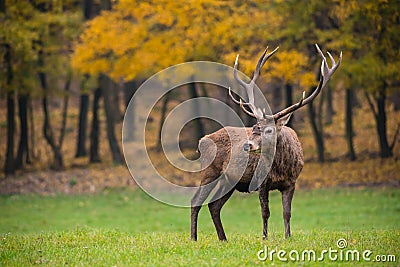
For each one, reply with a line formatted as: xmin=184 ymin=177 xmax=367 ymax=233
xmin=273 ymin=44 xmax=342 ymax=121
xmin=229 ymin=47 xmax=279 ymax=119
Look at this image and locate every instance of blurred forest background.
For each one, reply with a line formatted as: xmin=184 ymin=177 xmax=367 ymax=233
xmin=0 ymin=0 xmax=399 ymax=194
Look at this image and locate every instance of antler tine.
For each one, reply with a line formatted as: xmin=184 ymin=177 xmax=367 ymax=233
xmin=228 ymin=86 xmax=252 ymax=107
xmin=240 ymin=99 xmax=259 ymax=118
xmin=273 ymin=44 xmax=342 ymax=121
xmin=316 ymin=44 xmax=342 ymax=88
xmin=233 ymin=55 xmax=248 ymax=90
xmin=273 ymin=91 xmax=306 ymax=120
xmin=233 ymin=54 xmax=259 ymax=118
xmin=228 ymin=87 xmax=259 ymax=119
xmin=228 ymin=87 xmax=241 ymax=105
xmin=232 ymin=47 xmax=279 ymax=119
xmin=253 ymin=46 xmax=279 ymax=82
xmin=326 ymin=51 xmax=336 ymax=66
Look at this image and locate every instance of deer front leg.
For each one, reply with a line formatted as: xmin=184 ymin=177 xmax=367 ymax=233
xmin=208 ymin=188 xmax=235 ymax=241
xmin=281 ymin=185 xmax=295 ymax=238
xmin=258 ymin=187 xmax=270 ymax=240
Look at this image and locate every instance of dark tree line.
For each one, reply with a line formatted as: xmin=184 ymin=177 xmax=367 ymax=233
xmin=1 ymin=0 xmax=129 ymax=175
xmin=2 ymin=0 xmax=399 ymax=176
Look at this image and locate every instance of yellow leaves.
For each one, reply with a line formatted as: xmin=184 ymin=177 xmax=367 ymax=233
xmin=154 ymin=8 xmax=175 ymax=27
xmin=132 ymin=1 xmax=151 ymax=17
xmin=71 ymin=0 xmax=292 ymax=82
xmin=270 ymin=50 xmax=312 ymax=84
xmin=299 ymin=72 xmax=317 ymax=90
xmin=111 ymin=55 xmax=139 ymax=81
xmin=92 ymin=59 xmax=110 ymax=75
xmin=1 ymin=0 xmax=80 ymax=92
xmin=73 ymin=1 xmax=186 ymax=80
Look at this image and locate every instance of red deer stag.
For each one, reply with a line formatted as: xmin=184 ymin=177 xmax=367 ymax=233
xmin=191 ymin=44 xmax=342 ymax=241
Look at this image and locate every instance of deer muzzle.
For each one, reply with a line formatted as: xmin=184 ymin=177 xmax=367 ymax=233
xmin=243 ymin=141 xmax=260 ymax=153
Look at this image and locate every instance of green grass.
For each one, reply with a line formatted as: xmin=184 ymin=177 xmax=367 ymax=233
xmin=0 ymin=188 xmax=399 ymax=266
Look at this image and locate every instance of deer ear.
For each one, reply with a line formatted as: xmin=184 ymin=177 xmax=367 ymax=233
xmin=276 ymin=113 xmax=292 ymax=128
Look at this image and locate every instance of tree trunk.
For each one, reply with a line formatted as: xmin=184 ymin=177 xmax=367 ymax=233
xmin=100 ymin=0 xmax=111 ymax=10
xmin=365 ymin=86 xmax=393 ymax=158
xmin=272 ymin=84 xmax=283 ymax=113
xmin=58 ymin=73 xmax=71 ymax=151
xmin=325 ymin=85 xmax=334 ymax=125
xmin=38 ymin=44 xmax=59 ymax=169
xmin=100 ymin=74 xmax=123 ymax=164
xmin=317 ymin=89 xmax=325 ymax=134
xmin=123 ymin=80 xmax=138 ymax=142
xmin=375 ymin=87 xmax=392 ymax=158
xmin=77 ymin=0 xmax=93 ymax=158
xmin=4 ymin=91 xmax=15 ymax=175
xmin=83 ymin=0 xmax=93 ymax=19
xmin=345 ymin=88 xmax=356 ymax=161
xmin=308 ymin=100 xmax=325 ymax=162
xmin=0 ymin=0 xmax=5 ymax=13
xmin=188 ymin=83 xmax=205 ymax=141
xmin=90 ymin=87 xmax=102 ymax=163
xmin=4 ymin=40 xmax=15 ymax=175
xmin=199 ymin=83 xmax=208 ymax=98
xmin=41 ymin=93 xmax=64 ymax=170
xmin=2 ymin=0 xmax=17 ymax=175
xmin=75 ymin=93 xmax=89 ymax=157
xmin=111 ymin=80 xmax=122 ymax=122
xmin=38 ymin=48 xmax=71 ymax=170
xmin=285 ymin=83 xmax=293 ymax=128
xmin=28 ymin=97 xmax=37 ymax=160
xmin=16 ymin=93 xmax=30 ymax=168
xmin=156 ymin=91 xmax=171 ymax=152
xmin=39 ymin=74 xmax=71 ymax=170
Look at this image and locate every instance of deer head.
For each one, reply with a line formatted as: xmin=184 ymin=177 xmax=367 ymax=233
xmin=229 ymin=44 xmax=342 ymax=154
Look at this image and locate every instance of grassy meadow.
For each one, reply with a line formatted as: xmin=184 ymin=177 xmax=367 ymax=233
xmin=1 ymin=82 xmax=399 ymax=266
xmin=0 ymin=41 xmax=399 ymax=267
xmin=1 ymin=188 xmax=399 ymax=266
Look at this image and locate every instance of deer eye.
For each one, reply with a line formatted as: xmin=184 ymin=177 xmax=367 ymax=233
xmin=252 ymin=125 xmax=261 ymax=133
xmin=263 ymin=127 xmax=274 ymax=134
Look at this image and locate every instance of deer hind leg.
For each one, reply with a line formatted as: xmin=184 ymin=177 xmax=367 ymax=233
xmin=208 ymin=187 xmax=235 ymax=241
xmin=281 ymin=184 xmax=295 ymax=238
xmin=258 ymin=186 xmax=270 ymax=240
xmin=191 ymin=174 xmax=219 ymax=241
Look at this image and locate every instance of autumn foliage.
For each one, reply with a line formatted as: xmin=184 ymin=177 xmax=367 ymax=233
xmin=0 ymin=0 xmax=399 ymax=192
